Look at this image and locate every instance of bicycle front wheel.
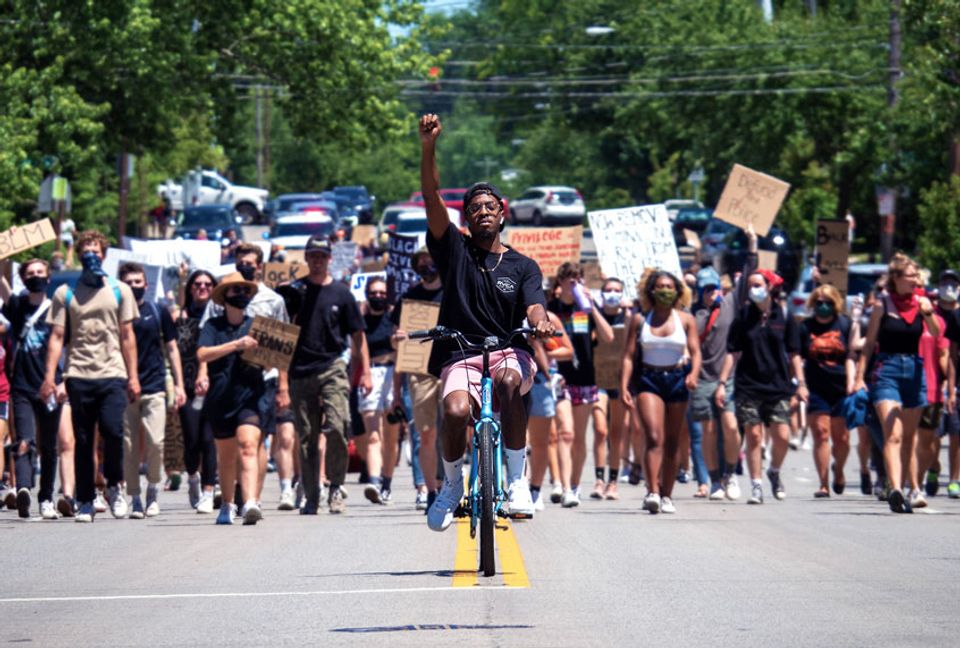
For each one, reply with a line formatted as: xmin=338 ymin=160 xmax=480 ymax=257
xmin=478 ymin=420 xmax=496 ymax=577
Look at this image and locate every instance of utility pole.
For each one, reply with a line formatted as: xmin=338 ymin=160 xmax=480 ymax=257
xmin=263 ymin=88 xmax=271 ymax=190
xmin=255 ymin=85 xmax=264 ymax=188
xmin=474 ymin=156 xmax=498 ymax=179
xmin=759 ymin=0 xmax=773 ymax=23
xmin=880 ymin=0 xmax=902 ymax=262
xmin=118 ymin=151 xmax=130 ymax=242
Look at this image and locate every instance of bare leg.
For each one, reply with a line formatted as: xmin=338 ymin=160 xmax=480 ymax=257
xmin=215 ymin=438 xmax=238 ymax=506
xmin=555 ymin=399 xmax=574 ymax=490
xmin=660 ymin=403 xmax=689 ymax=499
xmin=418 ymin=423 xmax=438 ymax=492
xmin=381 ymin=419 xmax=400 ymax=479
xmin=237 ymin=425 xmax=260 ymax=505
xmin=811 ymin=412 xmax=832 ymax=493
xmin=275 ymin=422 xmax=296 ymax=483
xmin=359 ymin=411 xmax=383 ymax=479
xmin=830 ymin=416 xmax=850 ymax=491
xmin=59 ymin=404 xmax=76 ymax=498
xmin=638 ymin=393 xmax=666 ymax=495
xmin=528 ymin=416 xmax=553 ymax=489
xmin=877 ymin=400 xmax=905 ymax=491
xmin=591 ymin=396 xmax=609 ymax=486
xmin=570 ymin=404 xmax=591 ymax=490
xmin=745 ymin=423 xmax=764 ymax=481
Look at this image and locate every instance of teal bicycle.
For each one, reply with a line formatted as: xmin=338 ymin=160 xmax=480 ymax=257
xmin=410 ymin=325 xmax=552 ymax=576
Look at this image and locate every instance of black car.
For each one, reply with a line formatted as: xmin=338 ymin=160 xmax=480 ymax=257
xmin=715 ymin=225 xmax=801 ymax=290
xmin=175 ymin=205 xmax=240 ymax=242
xmin=333 ymin=185 xmax=375 ymax=224
xmin=672 ymin=207 xmax=713 ymax=248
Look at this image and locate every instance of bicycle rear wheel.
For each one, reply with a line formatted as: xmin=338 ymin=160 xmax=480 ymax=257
xmin=478 ymin=421 xmax=496 ymax=577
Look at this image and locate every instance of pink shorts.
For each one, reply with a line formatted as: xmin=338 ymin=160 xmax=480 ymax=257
xmin=440 ymin=349 xmax=537 ymax=410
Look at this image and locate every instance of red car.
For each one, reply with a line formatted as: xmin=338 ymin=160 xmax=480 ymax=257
xmin=409 ymin=188 xmax=509 ymax=218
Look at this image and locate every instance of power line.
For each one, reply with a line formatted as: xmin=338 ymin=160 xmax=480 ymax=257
xmin=399 ymin=84 xmax=887 ymax=99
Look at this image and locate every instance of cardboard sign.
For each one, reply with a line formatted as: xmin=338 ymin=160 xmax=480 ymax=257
xmin=263 ymin=262 xmax=308 ymax=288
xmin=395 ymin=300 xmax=441 ymax=376
xmin=714 ymin=164 xmax=791 ymax=237
xmin=283 ymin=249 xmax=306 ymax=264
xmin=594 ymin=326 xmax=627 ymax=391
xmin=582 ymin=261 xmax=605 ymax=290
xmin=242 ymin=316 xmax=301 ymax=372
xmin=758 ymin=250 xmax=778 ymax=271
xmin=0 ymin=219 xmax=57 ymax=260
xmin=682 ymin=229 xmax=701 ymax=250
xmin=386 ymin=232 xmax=421 ymax=303
xmin=587 ymin=204 xmax=681 ymax=300
xmin=362 ymin=256 xmax=388 ymax=273
xmin=351 ymin=225 xmax=377 ymax=246
xmin=350 ymin=272 xmax=387 ymax=302
xmin=507 ymin=226 xmax=583 ymax=278
xmin=816 ymin=219 xmax=849 ymax=298
xmin=330 ymin=242 xmax=358 ymax=281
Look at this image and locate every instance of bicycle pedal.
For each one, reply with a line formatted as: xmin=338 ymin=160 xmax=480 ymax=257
xmin=495 ymin=524 xmax=509 ymax=531
xmin=454 ymin=504 xmax=468 ymax=518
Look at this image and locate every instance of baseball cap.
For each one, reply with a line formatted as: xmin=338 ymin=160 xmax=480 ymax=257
xmin=463 ymin=182 xmax=504 ymax=207
xmin=304 ymin=235 xmax=332 ymax=256
xmin=939 ymin=269 xmax=960 ymax=284
xmin=696 ymin=267 xmax=721 ymax=289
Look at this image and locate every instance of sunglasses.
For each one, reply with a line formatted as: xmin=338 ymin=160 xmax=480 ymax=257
xmin=192 ymin=281 xmax=213 ymax=289
xmin=465 ymin=201 xmax=500 ymax=216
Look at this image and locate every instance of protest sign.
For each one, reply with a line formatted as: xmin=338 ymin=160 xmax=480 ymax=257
xmin=587 ymin=204 xmax=681 ymax=300
xmin=362 ymin=256 xmax=388 ymax=273
xmin=582 ymin=261 xmax=605 ymax=290
xmin=758 ymin=250 xmax=778 ymax=271
xmin=330 ymin=242 xmax=358 ymax=281
xmin=395 ymin=300 xmax=441 ymax=376
xmin=351 ymin=225 xmax=377 ymax=246
xmin=350 ymin=272 xmax=387 ymax=302
xmin=595 ymin=326 xmax=627 ymax=391
xmin=242 ymin=316 xmax=301 ymax=372
xmin=101 ymin=249 xmax=165 ymax=302
xmin=714 ymin=164 xmax=791 ymax=237
xmin=126 ymin=238 xmax=222 ymax=271
xmin=507 ymin=226 xmax=583 ymax=278
xmin=386 ymin=232 xmax=421 ymax=303
xmin=263 ymin=262 xmax=308 ymax=288
xmin=0 ymin=219 xmax=57 ymax=260
xmin=816 ymin=219 xmax=849 ymax=298
xmin=284 ymin=249 xmax=305 ymax=264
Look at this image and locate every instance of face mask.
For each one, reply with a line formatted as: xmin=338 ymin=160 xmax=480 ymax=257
xmin=814 ymin=302 xmax=834 ymax=319
xmin=940 ymin=284 xmax=959 ymax=303
xmin=131 ymin=286 xmax=146 ymax=302
xmin=601 ymin=291 xmax=622 ymax=309
xmin=749 ymin=285 xmax=768 ymax=304
xmin=236 ymin=264 xmax=257 ymax=282
xmin=367 ymin=297 xmax=388 ymax=312
xmin=24 ymin=276 xmax=48 ymax=294
xmin=416 ymin=263 xmax=438 ymax=280
xmin=80 ymin=251 xmax=107 ymax=286
xmin=225 ymin=293 xmax=252 ymax=310
xmin=653 ymin=288 xmax=677 ymax=306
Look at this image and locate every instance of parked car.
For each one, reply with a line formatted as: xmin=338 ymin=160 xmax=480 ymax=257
xmin=700 ymin=218 xmax=738 ymax=260
xmin=665 ymin=198 xmax=705 ymax=222
xmin=509 ymin=186 xmax=585 ymax=226
xmin=714 ymin=225 xmax=801 ymax=291
xmin=158 ymin=169 xmax=268 ymax=224
xmin=409 ymin=188 xmax=496 ymax=218
xmin=377 ymin=202 xmax=462 ymax=242
xmin=671 ymin=207 xmax=713 ymax=248
xmin=264 ymin=193 xmax=329 ymax=225
xmin=262 ymin=214 xmax=336 ymax=250
xmin=394 ymin=212 xmax=430 ymax=248
xmin=175 ymin=205 xmax=241 ymax=242
xmin=788 ymin=263 xmax=888 ymax=319
xmin=333 ymin=185 xmax=375 ymax=224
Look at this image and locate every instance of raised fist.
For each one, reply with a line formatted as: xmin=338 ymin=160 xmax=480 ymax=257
xmin=419 ymin=113 xmax=442 ymax=144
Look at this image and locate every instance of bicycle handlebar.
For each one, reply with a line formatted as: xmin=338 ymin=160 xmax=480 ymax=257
xmin=408 ymin=325 xmax=560 ymax=350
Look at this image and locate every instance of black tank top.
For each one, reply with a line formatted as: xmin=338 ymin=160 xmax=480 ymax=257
xmin=877 ymin=299 xmax=922 ymax=355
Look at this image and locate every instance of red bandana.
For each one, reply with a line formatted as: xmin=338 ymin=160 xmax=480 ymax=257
xmin=890 ymin=291 xmax=919 ymax=325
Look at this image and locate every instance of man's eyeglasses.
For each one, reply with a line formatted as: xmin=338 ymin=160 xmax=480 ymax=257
xmin=465 ymin=201 xmax=500 ymax=216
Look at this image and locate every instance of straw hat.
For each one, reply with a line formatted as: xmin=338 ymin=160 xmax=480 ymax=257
xmin=212 ymin=272 xmax=259 ymax=306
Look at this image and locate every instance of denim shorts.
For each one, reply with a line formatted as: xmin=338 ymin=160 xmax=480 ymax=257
xmin=635 ymin=366 xmax=689 ymax=404
xmin=869 ymin=353 xmax=927 ymax=409
xmin=529 ymin=374 xmax=557 ymax=418
xmin=806 ymin=389 xmax=845 ymax=418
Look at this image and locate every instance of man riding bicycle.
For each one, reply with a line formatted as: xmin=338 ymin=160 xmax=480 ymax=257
xmin=418 ymin=113 xmax=556 ymax=531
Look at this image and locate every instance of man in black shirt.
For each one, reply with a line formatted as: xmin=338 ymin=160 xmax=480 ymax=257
xmin=419 ymin=113 xmax=556 ymax=532
xmin=285 ymin=235 xmax=372 ymax=515
xmin=119 ymin=263 xmax=186 ymax=519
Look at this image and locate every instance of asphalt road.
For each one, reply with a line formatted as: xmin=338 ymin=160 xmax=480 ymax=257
xmin=4 ymin=431 xmax=959 ymax=647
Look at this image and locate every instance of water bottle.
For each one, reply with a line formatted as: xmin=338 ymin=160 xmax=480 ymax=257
xmin=45 ymin=393 xmax=58 ymax=412
xmin=191 ymin=395 xmax=205 ymax=411
xmin=549 ymin=365 xmax=563 ymax=400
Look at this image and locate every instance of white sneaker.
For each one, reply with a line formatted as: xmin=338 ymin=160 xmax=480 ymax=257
xmin=532 ymin=489 xmax=545 ymax=511
xmin=145 ymin=500 xmax=160 ymax=517
xmin=415 ymin=489 xmax=429 ymax=511
xmin=108 ymin=486 xmax=128 ymax=519
xmin=660 ymin=496 xmax=676 ymax=514
xmin=549 ymin=482 xmax=563 ymax=504
xmin=561 ymin=489 xmax=580 ymax=508
xmin=427 ymin=477 xmax=464 ymax=532
xmin=708 ymin=484 xmax=726 ymax=501
xmin=93 ymin=491 xmax=108 ymax=513
xmin=278 ymin=489 xmax=296 ymax=511
xmin=129 ymin=496 xmax=145 ymax=520
xmin=643 ymin=492 xmax=661 ymax=513
xmin=196 ymin=491 xmax=214 ymax=514
xmin=40 ymin=500 xmax=60 ymax=520
xmin=507 ymin=479 xmax=535 ymax=518
xmin=241 ymin=502 xmax=263 ymax=525
xmin=725 ymin=476 xmax=742 ymax=501
xmin=910 ymin=488 xmax=928 ymax=509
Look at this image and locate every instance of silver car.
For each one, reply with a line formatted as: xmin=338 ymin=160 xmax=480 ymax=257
xmin=788 ymin=263 xmax=887 ymax=319
xmin=509 ymin=185 xmax=585 ymax=226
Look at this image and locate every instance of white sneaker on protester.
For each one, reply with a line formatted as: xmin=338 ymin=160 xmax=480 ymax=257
xmin=709 ymin=484 xmax=726 ymax=501
xmin=241 ymin=502 xmax=263 ymax=526
xmin=561 ymin=489 xmax=580 ymax=508
xmin=507 ymin=479 xmax=535 ymax=519
xmin=188 ymin=475 xmax=201 ymax=509
xmin=725 ymin=476 xmax=742 ymax=501
xmin=196 ymin=492 xmax=214 ymax=514
xmin=93 ymin=491 xmax=108 ymax=513
xmin=660 ymin=496 xmax=676 ymax=514
xmin=550 ymin=482 xmax=563 ymax=504
xmin=910 ymin=488 xmax=928 ymax=509
xmin=427 ymin=477 xmax=464 ymax=532
xmin=642 ymin=492 xmax=661 ymax=514
xmin=108 ymin=487 xmax=128 ymax=519
xmin=532 ymin=489 xmax=545 ymax=511
xmin=278 ymin=489 xmax=296 ymax=511
xmin=40 ymin=500 xmax=60 ymax=520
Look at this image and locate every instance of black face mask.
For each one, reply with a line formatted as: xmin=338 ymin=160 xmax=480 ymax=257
xmin=236 ymin=264 xmax=257 ymax=282
xmin=131 ymin=286 xmax=146 ymax=302
xmin=225 ymin=294 xmax=252 ymax=310
xmin=416 ymin=264 xmax=438 ymax=281
xmin=367 ymin=297 xmax=388 ymax=312
xmin=24 ymin=276 xmax=49 ymax=294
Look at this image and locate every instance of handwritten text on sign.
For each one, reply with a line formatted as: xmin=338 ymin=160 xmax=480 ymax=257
xmin=816 ymin=220 xmax=849 ymax=298
xmin=0 ymin=219 xmax=57 ymax=260
xmin=507 ymin=226 xmax=583 ymax=278
xmin=713 ymin=164 xmax=791 ymax=237
xmin=396 ymin=300 xmax=441 ymax=376
xmin=242 ymin=316 xmax=301 ymax=372
xmin=587 ymin=204 xmax=681 ymax=300
xmin=263 ymin=262 xmax=309 ymax=288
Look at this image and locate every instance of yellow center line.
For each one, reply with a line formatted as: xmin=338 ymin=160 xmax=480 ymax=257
xmin=451 ymin=518 xmax=478 ymax=588
xmin=496 ymin=519 xmax=530 ymax=588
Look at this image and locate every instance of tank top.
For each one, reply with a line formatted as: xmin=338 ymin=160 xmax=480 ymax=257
xmin=877 ymin=298 xmax=922 ymax=355
xmin=640 ymin=310 xmax=687 ymax=366
xmin=364 ymin=311 xmax=395 ymax=360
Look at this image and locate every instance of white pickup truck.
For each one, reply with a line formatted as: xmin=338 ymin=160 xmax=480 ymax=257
xmin=157 ymin=169 xmax=269 ymax=224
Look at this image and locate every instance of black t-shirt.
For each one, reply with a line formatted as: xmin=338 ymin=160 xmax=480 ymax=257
xmin=133 ymin=301 xmax=177 ymax=394
xmin=728 ymin=303 xmax=800 ymax=400
xmin=548 ymin=298 xmax=596 ymax=386
xmin=3 ymin=293 xmax=60 ymax=392
xmin=176 ymin=304 xmax=205 ymax=398
xmin=364 ymin=312 xmax=395 ymax=359
xmin=426 ymin=224 xmax=545 ymax=377
xmin=389 ymin=284 xmax=444 ymax=327
xmin=198 ymin=316 xmax=264 ymax=418
xmin=939 ymin=306 xmax=960 ymax=390
xmin=290 ymin=279 xmax=364 ymax=378
xmin=798 ymin=315 xmax=850 ymax=403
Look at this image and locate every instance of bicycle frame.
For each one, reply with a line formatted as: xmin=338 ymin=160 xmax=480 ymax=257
xmin=467 ymin=343 xmax=505 ymax=539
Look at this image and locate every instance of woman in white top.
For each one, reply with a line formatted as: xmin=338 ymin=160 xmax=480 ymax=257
xmin=621 ymin=271 xmax=701 ymax=514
